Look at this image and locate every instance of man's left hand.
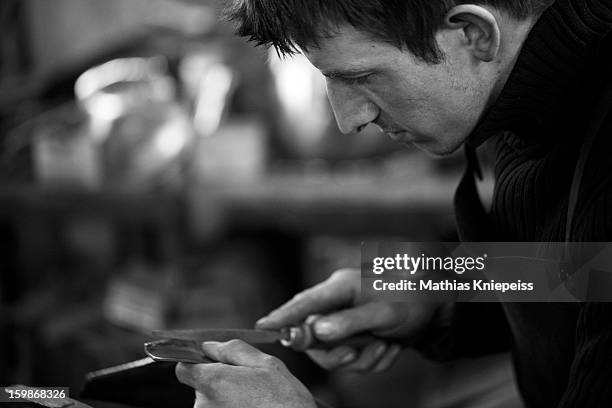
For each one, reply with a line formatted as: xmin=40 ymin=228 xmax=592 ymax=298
xmin=175 ymin=340 xmax=317 ymax=408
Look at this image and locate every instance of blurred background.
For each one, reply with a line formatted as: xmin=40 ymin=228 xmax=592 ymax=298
xmin=0 ymin=0 xmax=520 ymax=407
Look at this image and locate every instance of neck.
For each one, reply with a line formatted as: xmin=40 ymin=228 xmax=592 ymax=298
xmin=468 ymin=0 xmax=612 ymax=147
xmin=486 ymin=14 xmax=541 ymax=108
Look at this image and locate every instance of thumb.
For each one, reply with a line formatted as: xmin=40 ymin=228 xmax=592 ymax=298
xmin=256 ymin=270 xmax=358 ymax=330
xmin=311 ymin=302 xmax=397 ymax=341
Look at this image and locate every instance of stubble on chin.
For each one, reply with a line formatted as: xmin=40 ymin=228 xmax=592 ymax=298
xmin=412 ymin=136 xmax=466 ymax=157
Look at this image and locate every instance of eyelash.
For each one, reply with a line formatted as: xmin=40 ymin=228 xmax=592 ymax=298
xmin=343 ymin=75 xmax=372 ymax=85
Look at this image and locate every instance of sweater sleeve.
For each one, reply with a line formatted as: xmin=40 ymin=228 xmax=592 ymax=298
xmin=414 ymin=302 xmax=512 ymax=362
xmin=557 ymin=303 xmax=612 ymax=407
xmin=558 ymin=173 xmax=612 ymax=406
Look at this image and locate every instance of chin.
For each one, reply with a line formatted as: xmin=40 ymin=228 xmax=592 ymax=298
xmin=412 ymin=138 xmax=464 ymax=157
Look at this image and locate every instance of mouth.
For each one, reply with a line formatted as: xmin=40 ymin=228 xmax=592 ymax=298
xmin=383 ymin=129 xmax=411 ymax=142
xmin=370 ymin=123 xmax=417 ymax=144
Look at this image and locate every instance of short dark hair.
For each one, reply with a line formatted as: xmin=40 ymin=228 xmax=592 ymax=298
xmin=225 ymin=0 xmax=555 ymax=63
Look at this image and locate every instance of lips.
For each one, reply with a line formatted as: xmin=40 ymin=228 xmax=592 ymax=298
xmin=371 ymin=121 xmax=411 ymax=142
xmin=384 ymin=130 xmax=409 ymax=142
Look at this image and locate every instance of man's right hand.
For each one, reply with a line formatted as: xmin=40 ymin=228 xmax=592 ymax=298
xmin=255 ymin=268 xmax=446 ymax=373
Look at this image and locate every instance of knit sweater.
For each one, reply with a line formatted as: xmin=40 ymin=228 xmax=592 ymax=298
xmin=435 ymin=0 xmax=612 ymax=407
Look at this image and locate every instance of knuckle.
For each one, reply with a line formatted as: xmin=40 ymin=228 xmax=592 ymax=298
xmin=261 ymin=354 xmax=283 ymax=370
xmin=330 ymin=269 xmax=350 ymax=280
xmin=215 ymin=339 xmax=245 ymax=361
xmin=292 ymin=291 xmax=306 ymax=302
xmin=330 ymin=268 xmax=359 ymax=285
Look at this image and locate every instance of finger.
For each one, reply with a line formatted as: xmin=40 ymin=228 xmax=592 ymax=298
xmin=304 ymin=314 xmax=322 ymax=325
xmin=256 ymin=270 xmax=358 ymax=330
xmin=201 ymin=340 xmax=283 ymax=370
xmin=194 ymin=391 xmax=210 ymax=408
xmin=341 ymin=341 xmax=388 ymax=372
xmin=305 ymin=346 xmax=357 ymax=370
xmin=175 ymin=362 xmax=226 ymax=388
xmin=175 ymin=362 xmax=194 ymax=387
xmin=372 ymin=343 xmax=402 ymax=373
xmin=311 ymin=302 xmax=395 ymax=341
xmin=176 ymin=363 xmax=255 ymax=401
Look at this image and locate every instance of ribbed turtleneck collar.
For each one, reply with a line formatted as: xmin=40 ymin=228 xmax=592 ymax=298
xmin=467 ymin=0 xmax=612 ymax=148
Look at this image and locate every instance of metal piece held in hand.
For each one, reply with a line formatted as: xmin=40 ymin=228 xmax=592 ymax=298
xmin=280 ymin=325 xmax=313 ymax=350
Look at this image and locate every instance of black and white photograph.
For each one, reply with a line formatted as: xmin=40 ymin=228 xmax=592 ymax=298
xmin=1 ymin=0 xmax=611 ymax=407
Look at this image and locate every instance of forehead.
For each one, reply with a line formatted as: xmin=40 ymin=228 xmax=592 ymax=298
xmin=302 ymin=24 xmax=403 ymax=74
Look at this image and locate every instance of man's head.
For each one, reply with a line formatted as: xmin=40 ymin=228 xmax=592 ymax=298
xmin=226 ymin=0 xmax=553 ymax=155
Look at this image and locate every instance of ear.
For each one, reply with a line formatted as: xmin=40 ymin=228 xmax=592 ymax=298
xmin=444 ymin=4 xmax=501 ymax=62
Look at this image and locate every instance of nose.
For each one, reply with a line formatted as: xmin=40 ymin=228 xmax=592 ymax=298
xmin=325 ymin=80 xmax=379 ymax=134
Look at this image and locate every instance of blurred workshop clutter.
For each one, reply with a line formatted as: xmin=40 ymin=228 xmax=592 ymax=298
xmin=0 ymin=1 xmax=517 ymax=408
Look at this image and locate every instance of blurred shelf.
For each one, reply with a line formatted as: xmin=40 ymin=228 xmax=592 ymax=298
xmin=0 ymin=170 xmax=475 ymax=237
xmin=0 ymin=184 xmax=179 ymax=223
xmin=187 ymin=173 xmax=465 ymax=237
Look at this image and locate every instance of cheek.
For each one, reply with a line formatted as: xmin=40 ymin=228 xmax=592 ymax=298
xmin=375 ymin=88 xmax=449 ymax=132
xmin=370 ymin=71 xmax=451 ymax=112
xmin=367 ymin=83 xmax=423 ymax=121
xmin=365 ymin=69 xmax=473 ymax=135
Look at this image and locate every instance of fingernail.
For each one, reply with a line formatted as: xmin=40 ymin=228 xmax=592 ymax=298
xmin=314 ymin=321 xmax=335 ymax=338
xmin=255 ymin=317 xmax=268 ymax=327
xmin=202 ymin=341 xmax=220 ymax=347
xmin=341 ymin=351 xmax=356 ymax=364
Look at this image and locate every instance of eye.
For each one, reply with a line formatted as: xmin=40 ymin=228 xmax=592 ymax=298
xmin=342 ymin=74 xmax=373 ymax=85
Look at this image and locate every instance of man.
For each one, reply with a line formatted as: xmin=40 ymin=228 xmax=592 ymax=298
xmin=176 ymin=0 xmax=612 ymax=407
